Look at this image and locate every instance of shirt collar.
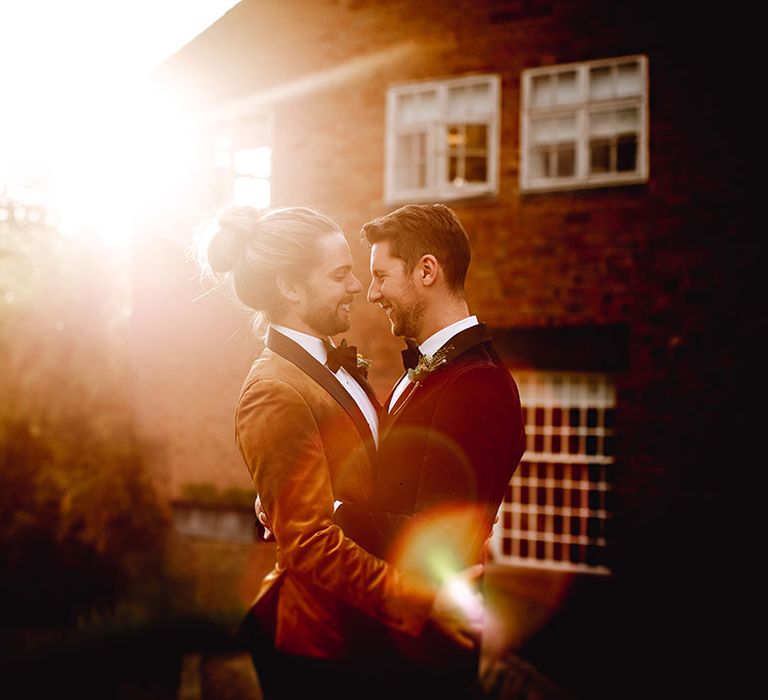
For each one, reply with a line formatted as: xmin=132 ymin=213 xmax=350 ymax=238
xmin=271 ymin=324 xmax=329 ymax=365
xmin=419 ymin=315 xmax=479 ymax=358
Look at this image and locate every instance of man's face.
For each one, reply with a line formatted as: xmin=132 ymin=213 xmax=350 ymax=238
xmin=368 ymin=240 xmax=424 ymax=338
xmin=297 ymin=231 xmax=362 ymax=336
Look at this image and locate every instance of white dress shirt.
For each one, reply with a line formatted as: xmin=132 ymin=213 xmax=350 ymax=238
xmin=271 ymin=325 xmax=379 ymax=447
xmin=387 ymin=315 xmax=479 ymax=412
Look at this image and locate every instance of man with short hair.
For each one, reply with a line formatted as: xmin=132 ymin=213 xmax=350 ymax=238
xmin=335 ymin=203 xmax=526 ymax=698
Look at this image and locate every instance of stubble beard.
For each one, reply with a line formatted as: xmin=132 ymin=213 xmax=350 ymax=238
xmin=302 ymin=297 xmax=350 ymax=337
xmin=390 ymin=288 xmax=425 ymax=339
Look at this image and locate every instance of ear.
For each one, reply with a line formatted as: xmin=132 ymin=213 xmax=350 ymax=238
xmin=276 ymin=273 xmax=301 ymax=304
xmin=416 ymin=254 xmax=439 ymax=287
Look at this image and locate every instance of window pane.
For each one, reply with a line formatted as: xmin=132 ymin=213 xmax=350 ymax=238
xmin=589 ymin=66 xmax=613 ymax=99
xmin=491 ymin=371 xmax=616 ymax=572
xmin=397 ymin=91 xmax=438 ymax=124
xmin=556 ymin=145 xmax=575 ymax=177
xmin=530 ymin=149 xmax=550 ymax=178
xmin=556 ymin=70 xmax=578 ymax=103
xmin=394 ymin=132 xmax=426 ymax=190
xmin=447 ymin=86 xmax=469 ymax=119
xmin=449 ymin=155 xmax=459 ymax=183
xmin=471 ymin=82 xmax=493 ymax=115
xmin=531 ymin=117 xmax=555 ymax=145
xmin=556 ymin=115 xmax=576 ymax=141
xmin=590 ymin=139 xmax=611 ymax=173
xmin=465 ymin=124 xmax=487 ymax=149
xmin=617 ymin=134 xmax=638 ymax=172
xmin=419 ymin=90 xmax=439 ymax=120
xmin=396 ymin=93 xmax=418 ymax=124
xmin=617 ymin=108 xmax=639 ymax=133
xmin=465 ymin=155 xmax=488 ymax=182
xmin=531 ymin=74 xmax=553 ymax=106
xmin=617 ymin=61 xmax=641 ymax=96
xmin=589 ymin=112 xmax=614 ymax=138
xmin=447 ymin=126 xmax=464 ymax=148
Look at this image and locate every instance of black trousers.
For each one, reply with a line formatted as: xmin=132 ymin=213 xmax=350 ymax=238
xmin=249 ymin=632 xmax=480 ymax=700
xmin=242 ymin=594 xmax=479 ymax=700
xmin=242 ymin=596 xmax=386 ymax=700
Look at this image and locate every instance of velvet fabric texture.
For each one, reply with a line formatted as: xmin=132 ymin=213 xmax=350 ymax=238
xmin=336 ymin=324 xmax=526 ymax=673
xmin=236 ymin=329 xmax=435 ymax=660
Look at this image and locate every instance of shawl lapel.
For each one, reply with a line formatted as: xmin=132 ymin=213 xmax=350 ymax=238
xmin=266 ymin=327 xmax=378 ymax=466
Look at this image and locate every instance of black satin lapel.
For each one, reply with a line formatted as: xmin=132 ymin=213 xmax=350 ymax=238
xmin=266 ymin=328 xmax=377 ymax=466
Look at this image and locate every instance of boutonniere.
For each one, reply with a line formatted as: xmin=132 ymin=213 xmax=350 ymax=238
xmin=407 ymin=345 xmax=453 ymax=384
xmin=356 ymin=353 xmax=372 ymax=378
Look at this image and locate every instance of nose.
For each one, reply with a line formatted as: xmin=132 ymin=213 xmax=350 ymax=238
xmin=367 ymin=278 xmax=381 ymax=304
xmin=348 ymin=274 xmax=363 ymax=294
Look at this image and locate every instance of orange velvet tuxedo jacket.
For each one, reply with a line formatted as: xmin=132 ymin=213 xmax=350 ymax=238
xmin=235 ymin=327 xmax=434 ymax=660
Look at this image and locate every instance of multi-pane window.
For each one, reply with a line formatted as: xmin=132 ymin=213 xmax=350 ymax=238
xmin=491 ymin=372 xmax=615 ymax=574
xmin=385 ymin=75 xmax=499 ymax=203
xmin=521 ymin=56 xmax=648 ymax=192
xmin=213 ymin=112 xmax=272 ymax=209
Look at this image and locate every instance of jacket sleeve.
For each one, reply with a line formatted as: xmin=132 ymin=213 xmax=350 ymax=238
xmin=235 ymin=377 xmax=434 ymax=636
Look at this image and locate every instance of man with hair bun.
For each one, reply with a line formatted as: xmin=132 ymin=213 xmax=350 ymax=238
xmin=199 ymin=205 xmax=482 ymax=700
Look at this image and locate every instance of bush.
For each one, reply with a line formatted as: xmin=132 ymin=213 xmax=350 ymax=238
xmin=0 ymin=214 xmax=171 ymax=629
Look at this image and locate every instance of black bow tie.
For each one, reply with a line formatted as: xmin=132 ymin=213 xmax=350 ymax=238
xmin=325 ymin=338 xmax=359 ymax=373
xmin=401 ymin=338 xmax=422 ymax=371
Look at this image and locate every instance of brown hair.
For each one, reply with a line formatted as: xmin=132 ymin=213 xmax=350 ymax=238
xmin=360 ymin=203 xmax=471 ymax=293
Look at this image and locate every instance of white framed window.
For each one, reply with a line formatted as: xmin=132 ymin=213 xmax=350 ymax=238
xmin=385 ymin=74 xmax=500 ymax=204
xmin=491 ymin=372 xmax=615 ymax=574
xmin=520 ymin=55 xmax=648 ymax=192
xmin=213 ymin=111 xmax=272 ymax=209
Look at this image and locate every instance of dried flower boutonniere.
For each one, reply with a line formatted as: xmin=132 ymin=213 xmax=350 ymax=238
xmin=406 ymin=345 xmax=453 ymax=384
xmin=356 ymin=353 xmax=372 ymax=378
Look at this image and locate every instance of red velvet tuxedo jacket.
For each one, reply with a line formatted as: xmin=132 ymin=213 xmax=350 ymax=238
xmin=336 ymin=323 xmax=525 ymax=666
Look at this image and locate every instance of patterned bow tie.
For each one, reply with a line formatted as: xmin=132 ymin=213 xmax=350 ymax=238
xmin=401 ymin=337 xmax=422 ymax=371
xmin=325 ymin=338 xmax=359 ymax=373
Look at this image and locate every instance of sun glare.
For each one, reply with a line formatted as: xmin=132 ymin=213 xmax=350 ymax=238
xmin=0 ymin=1 xmax=242 ymax=245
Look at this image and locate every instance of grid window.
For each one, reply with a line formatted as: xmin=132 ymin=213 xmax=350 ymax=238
xmin=213 ymin=112 xmax=272 ymax=209
xmin=521 ymin=56 xmax=648 ymax=192
xmin=385 ymin=75 xmax=499 ymax=203
xmin=491 ymin=372 xmax=616 ymax=574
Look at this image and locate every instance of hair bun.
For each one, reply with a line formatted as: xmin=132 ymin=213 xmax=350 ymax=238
xmin=207 ymin=206 xmax=261 ymax=274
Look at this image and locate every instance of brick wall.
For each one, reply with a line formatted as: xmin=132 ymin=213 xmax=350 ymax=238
xmin=138 ymin=2 xmax=750 ymax=695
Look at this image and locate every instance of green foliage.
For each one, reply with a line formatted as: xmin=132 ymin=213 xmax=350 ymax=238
xmin=0 ymin=214 xmax=171 ymax=629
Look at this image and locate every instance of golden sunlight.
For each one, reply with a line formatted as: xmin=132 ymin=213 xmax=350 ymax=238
xmin=0 ymin=1 xmax=242 ymax=244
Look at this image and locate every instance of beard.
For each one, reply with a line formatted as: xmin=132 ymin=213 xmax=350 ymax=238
xmin=302 ymin=296 xmax=351 ymax=337
xmin=389 ymin=283 xmax=425 ymax=338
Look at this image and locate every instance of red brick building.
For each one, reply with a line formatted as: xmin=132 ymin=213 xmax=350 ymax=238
xmin=135 ymin=1 xmax=749 ymax=696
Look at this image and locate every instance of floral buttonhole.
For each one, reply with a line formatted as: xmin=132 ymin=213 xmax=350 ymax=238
xmin=406 ymin=345 xmax=453 ymax=384
xmin=356 ymin=353 xmax=372 ymax=378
